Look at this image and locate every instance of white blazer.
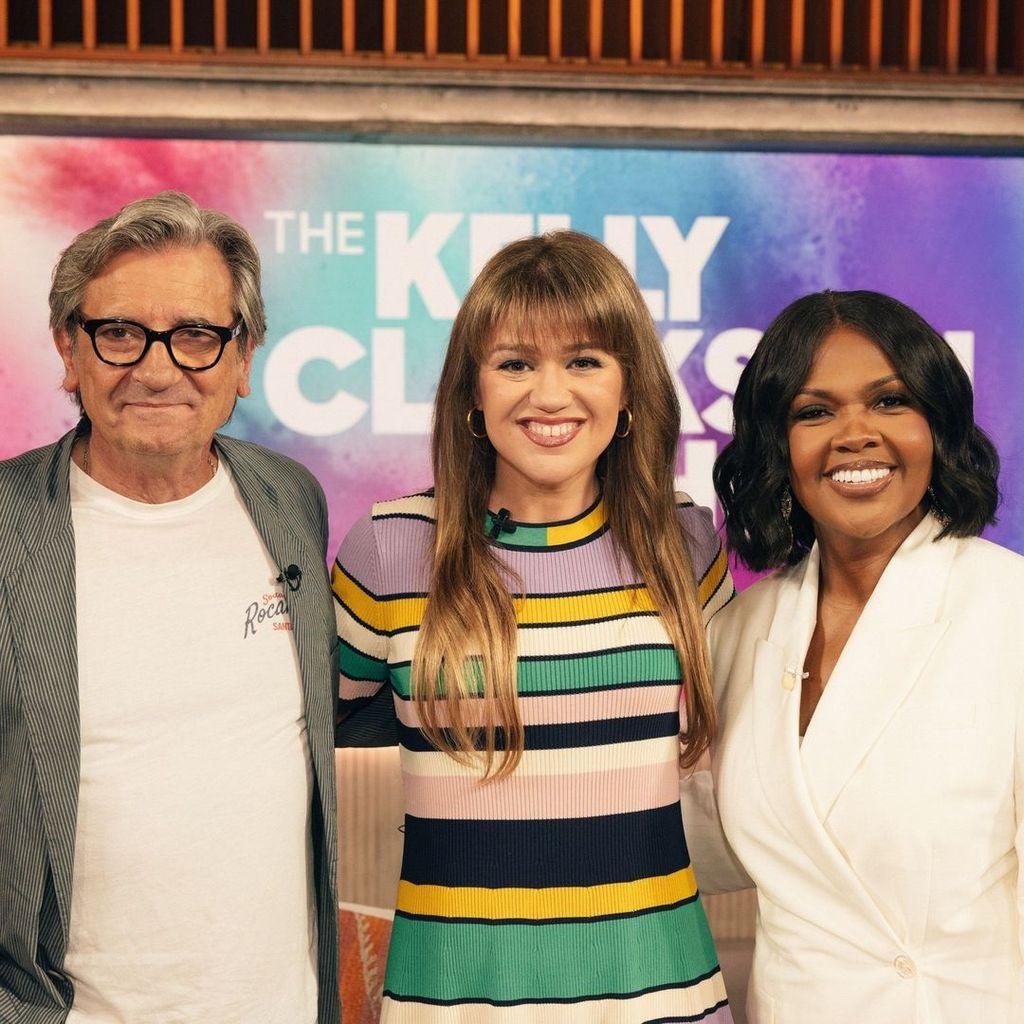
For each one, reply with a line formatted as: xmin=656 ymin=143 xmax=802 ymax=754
xmin=682 ymin=514 xmax=1024 ymax=1023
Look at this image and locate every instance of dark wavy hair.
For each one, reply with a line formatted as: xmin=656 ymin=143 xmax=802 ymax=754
xmin=714 ymin=289 xmax=999 ymax=572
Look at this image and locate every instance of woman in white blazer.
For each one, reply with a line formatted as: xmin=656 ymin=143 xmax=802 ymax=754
xmin=682 ymin=290 xmax=1024 ymax=1023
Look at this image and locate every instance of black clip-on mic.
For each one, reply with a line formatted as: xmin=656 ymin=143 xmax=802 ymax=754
xmin=489 ymin=508 xmax=516 ymax=541
xmin=276 ymin=564 xmax=303 ymax=592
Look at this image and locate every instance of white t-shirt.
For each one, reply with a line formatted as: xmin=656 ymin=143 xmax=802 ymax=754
xmin=65 ymin=458 xmax=317 ymax=1024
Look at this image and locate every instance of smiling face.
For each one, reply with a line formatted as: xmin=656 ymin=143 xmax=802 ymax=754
xmin=55 ymin=243 xmax=253 ymax=463
xmin=787 ymin=326 xmax=934 ymax=556
xmin=476 ymin=333 xmax=626 ymax=517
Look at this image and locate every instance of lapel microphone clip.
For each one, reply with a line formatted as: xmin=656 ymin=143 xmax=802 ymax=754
xmin=489 ymin=508 xmax=517 ymax=541
xmin=276 ymin=564 xmax=303 ymax=592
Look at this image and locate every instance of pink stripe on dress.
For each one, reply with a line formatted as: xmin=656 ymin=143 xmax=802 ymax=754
xmin=341 ymin=678 xmax=385 ymax=699
xmin=401 ymin=761 xmax=679 ymax=820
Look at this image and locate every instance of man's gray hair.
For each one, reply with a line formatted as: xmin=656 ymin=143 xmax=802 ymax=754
xmin=49 ymin=190 xmax=267 ymax=347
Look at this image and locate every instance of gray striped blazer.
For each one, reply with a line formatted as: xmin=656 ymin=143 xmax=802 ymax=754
xmin=0 ymin=428 xmax=340 ymax=1024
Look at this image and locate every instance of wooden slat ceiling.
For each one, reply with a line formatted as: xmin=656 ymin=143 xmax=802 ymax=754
xmin=0 ymin=0 xmax=1020 ymax=80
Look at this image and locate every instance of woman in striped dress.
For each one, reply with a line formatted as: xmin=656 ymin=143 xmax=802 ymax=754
xmin=333 ymin=230 xmax=735 ymax=1023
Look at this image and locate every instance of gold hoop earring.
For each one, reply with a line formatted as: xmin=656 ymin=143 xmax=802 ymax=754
xmin=467 ymin=408 xmax=488 ymax=439
xmin=615 ymin=408 xmax=633 ymax=438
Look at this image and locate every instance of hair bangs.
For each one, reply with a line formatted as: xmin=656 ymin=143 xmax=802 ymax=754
xmin=467 ymin=274 xmax=634 ymax=367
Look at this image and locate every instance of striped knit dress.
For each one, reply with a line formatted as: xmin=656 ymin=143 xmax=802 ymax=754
xmin=333 ymin=491 xmax=735 ymax=1023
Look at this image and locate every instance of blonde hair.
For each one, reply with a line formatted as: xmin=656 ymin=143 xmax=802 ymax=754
xmin=415 ymin=230 xmax=716 ymax=778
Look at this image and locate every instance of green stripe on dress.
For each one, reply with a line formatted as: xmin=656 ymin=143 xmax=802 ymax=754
xmin=340 ymin=644 xmax=389 ymax=681
xmin=389 ymin=646 xmax=681 ymax=698
xmin=384 ymin=901 xmax=720 ymax=1003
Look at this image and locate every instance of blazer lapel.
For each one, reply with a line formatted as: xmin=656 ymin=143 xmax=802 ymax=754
xmin=800 ymin=515 xmax=954 ymax=822
xmin=751 ymin=551 xmax=819 ymax=841
xmin=6 ymin=430 xmax=82 ymax=938
xmin=749 ymin=546 xmax=908 ymax=937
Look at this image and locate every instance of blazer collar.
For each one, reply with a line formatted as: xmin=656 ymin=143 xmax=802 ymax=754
xmin=214 ymin=435 xmax=323 ymax=598
xmin=12 ymin=428 xmax=79 ymax=561
xmin=765 ymin=513 xmax=952 ymax=657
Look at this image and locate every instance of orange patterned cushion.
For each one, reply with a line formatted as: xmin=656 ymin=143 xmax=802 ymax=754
xmin=339 ymin=905 xmax=393 ymax=1024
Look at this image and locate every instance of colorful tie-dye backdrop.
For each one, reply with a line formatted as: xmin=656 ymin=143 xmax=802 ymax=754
xmin=2 ymin=136 xmax=1022 ymax=584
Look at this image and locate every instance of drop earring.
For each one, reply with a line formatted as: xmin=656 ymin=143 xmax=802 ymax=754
xmin=780 ymin=484 xmax=794 ymax=550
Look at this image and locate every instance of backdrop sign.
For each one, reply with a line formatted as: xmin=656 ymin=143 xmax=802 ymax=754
xmin=2 ymin=136 xmax=1022 ymax=574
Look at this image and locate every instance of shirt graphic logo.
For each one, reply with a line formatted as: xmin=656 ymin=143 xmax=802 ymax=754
xmin=243 ymin=588 xmax=293 ymax=638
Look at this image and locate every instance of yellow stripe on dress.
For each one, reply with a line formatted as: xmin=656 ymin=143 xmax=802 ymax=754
xmin=334 ymin=572 xmax=657 ymax=634
xmin=396 ymin=866 xmax=697 ymax=921
xmin=332 ymin=564 xmax=422 ymax=635
xmin=544 ymin=503 xmax=607 ymax=546
xmin=698 ymin=544 xmax=730 ymax=614
xmin=518 ymin=586 xmax=654 ymax=625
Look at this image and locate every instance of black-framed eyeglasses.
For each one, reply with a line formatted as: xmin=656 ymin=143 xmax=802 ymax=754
xmin=78 ymin=317 xmax=244 ymax=371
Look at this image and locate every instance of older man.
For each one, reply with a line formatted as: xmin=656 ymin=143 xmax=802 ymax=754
xmin=0 ymin=192 xmax=339 ymax=1023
